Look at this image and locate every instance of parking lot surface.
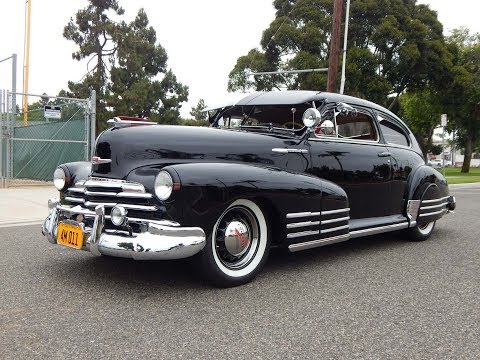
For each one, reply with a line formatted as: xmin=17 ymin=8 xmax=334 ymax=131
xmin=0 ymin=187 xmax=479 ymax=359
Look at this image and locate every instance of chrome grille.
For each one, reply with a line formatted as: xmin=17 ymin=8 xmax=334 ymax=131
xmin=64 ymin=177 xmax=157 ymax=215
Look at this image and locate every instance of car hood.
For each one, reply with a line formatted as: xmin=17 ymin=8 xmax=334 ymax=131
xmin=92 ymin=125 xmax=306 ymax=179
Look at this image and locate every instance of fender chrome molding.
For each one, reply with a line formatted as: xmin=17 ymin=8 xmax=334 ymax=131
xmin=288 ymin=234 xmax=350 ymax=252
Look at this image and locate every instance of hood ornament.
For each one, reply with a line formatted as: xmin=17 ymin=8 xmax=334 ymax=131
xmin=91 ymin=156 xmax=112 ymax=165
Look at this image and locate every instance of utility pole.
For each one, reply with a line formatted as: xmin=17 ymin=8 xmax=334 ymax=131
xmin=23 ymin=0 xmax=32 ymax=126
xmin=327 ymin=0 xmax=344 ymax=93
xmin=339 ymin=0 xmax=351 ymax=94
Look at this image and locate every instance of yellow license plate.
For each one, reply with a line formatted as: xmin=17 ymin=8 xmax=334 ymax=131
xmin=57 ymin=223 xmax=84 ymax=250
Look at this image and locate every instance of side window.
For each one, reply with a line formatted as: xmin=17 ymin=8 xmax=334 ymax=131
xmin=378 ymin=116 xmax=410 ymax=147
xmin=336 ymin=110 xmax=378 ymax=141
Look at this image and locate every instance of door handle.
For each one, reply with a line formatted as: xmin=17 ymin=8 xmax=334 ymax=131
xmin=378 ymin=151 xmax=391 ymax=157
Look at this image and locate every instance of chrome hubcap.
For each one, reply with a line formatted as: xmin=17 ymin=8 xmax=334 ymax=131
xmin=224 ymin=221 xmax=250 ymax=257
xmin=214 ymin=206 xmax=260 ymax=270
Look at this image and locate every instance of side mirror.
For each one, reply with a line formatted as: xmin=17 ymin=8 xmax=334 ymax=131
xmin=302 ymin=108 xmax=321 ymax=128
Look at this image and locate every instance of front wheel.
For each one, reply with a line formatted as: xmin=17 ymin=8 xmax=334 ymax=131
xmin=198 ymin=199 xmax=270 ymax=287
xmin=406 ymin=221 xmax=436 ymax=241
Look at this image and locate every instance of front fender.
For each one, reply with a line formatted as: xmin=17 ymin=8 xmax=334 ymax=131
xmin=59 ymin=161 xmax=92 ymax=190
xmin=163 ymin=162 xmax=347 ymax=245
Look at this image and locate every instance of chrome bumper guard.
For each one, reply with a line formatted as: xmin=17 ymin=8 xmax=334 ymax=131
xmin=42 ymin=199 xmax=206 ymax=260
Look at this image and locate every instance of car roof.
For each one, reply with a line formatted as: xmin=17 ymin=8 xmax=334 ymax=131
xmin=236 ymin=90 xmax=401 ymax=123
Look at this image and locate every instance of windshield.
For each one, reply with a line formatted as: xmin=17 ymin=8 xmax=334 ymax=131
xmin=216 ymin=103 xmax=316 ymax=130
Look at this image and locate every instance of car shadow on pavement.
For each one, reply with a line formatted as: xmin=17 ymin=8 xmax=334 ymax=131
xmin=47 ymin=228 xmax=452 ymax=291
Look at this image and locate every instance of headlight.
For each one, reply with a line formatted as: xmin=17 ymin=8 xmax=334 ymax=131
xmin=111 ymin=206 xmax=127 ymax=226
xmin=154 ymin=170 xmax=173 ymax=200
xmin=53 ymin=167 xmax=67 ymax=190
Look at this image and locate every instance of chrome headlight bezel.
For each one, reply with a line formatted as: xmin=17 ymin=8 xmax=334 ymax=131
xmin=111 ymin=206 xmax=128 ymax=226
xmin=154 ymin=170 xmax=174 ymax=200
xmin=53 ymin=167 xmax=67 ymax=191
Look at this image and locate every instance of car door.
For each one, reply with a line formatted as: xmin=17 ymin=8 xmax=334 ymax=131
xmin=376 ymin=112 xmax=425 ymax=215
xmin=308 ymin=103 xmax=392 ymax=219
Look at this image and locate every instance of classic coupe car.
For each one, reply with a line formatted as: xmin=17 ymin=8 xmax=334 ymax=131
xmin=42 ymin=91 xmax=456 ymax=287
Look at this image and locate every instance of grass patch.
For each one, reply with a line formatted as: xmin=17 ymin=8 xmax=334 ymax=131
xmin=443 ymin=167 xmax=480 ymax=184
xmin=444 ymin=167 xmax=480 ymax=176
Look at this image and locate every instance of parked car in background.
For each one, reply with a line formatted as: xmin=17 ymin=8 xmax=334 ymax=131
xmin=42 ymin=91 xmax=456 ymax=287
xmin=428 ymin=159 xmax=445 ymax=168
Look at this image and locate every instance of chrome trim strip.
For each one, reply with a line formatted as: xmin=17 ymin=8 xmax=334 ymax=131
xmin=349 ymin=222 xmax=409 ymax=239
xmin=420 ymin=202 xmax=448 ymax=211
xmin=321 ymin=216 xmax=350 ymax=225
xmin=288 ymin=234 xmax=350 ymax=252
xmin=421 ymin=196 xmax=449 ymax=204
xmin=68 ymin=187 xmax=85 ymax=193
xmin=418 ymin=209 xmax=447 ymax=218
xmin=287 ymin=230 xmax=320 ymax=239
xmin=272 ymin=148 xmax=309 ymax=154
xmin=320 ymin=224 xmax=349 ymax=234
xmin=65 ymin=196 xmax=84 ymax=203
xmin=321 ymin=208 xmax=350 ymax=215
xmin=85 ymin=179 xmax=146 ymax=193
xmin=84 ymin=201 xmax=157 ymax=211
xmin=56 ymin=204 xmax=178 ymax=226
xmin=286 ymin=221 xmax=320 ymax=229
xmin=410 ymin=221 xmax=417 ymax=228
xmin=67 ymin=187 xmax=153 ymax=199
xmin=286 ymin=212 xmax=321 ymax=219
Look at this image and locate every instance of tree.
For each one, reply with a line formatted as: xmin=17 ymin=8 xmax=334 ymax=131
xmin=444 ymin=28 xmax=480 ymax=173
xmin=228 ymin=0 xmax=452 ymax=108
xmin=399 ymin=89 xmax=443 ymax=158
xmin=108 ymin=9 xmax=188 ymax=124
xmin=190 ymin=99 xmax=208 ymax=121
xmin=63 ymin=0 xmax=124 ymax=132
xmin=63 ymin=1 xmax=188 ymax=130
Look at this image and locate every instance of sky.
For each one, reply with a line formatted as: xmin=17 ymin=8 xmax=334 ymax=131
xmin=0 ymin=0 xmax=479 ymax=118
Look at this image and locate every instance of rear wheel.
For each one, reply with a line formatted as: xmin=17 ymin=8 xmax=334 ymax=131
xmin=406 ymin=221 xmax=436 ymax=241
xmin=198 ymin=199 xmax=270 ymax=287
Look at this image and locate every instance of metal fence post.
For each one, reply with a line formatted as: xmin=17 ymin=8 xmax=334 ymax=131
xmin=0 ymin=90 xmax=3 ymax=187
xmin=90 ymin=90 xmax=96 ymax=158
xmin=5 ymin=90 xmax=11 ymax=187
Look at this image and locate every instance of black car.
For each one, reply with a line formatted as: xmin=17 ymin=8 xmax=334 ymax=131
xmin=42 ymin=90 xmax=456 ymax=287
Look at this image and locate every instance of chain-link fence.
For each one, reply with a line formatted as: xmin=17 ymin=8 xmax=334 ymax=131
xmin=0 ymin=91 xmax=95 ymax=187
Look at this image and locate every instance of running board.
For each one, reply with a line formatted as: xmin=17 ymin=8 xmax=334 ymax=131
xmin=288 ymin=222 xmax=411 ymax=252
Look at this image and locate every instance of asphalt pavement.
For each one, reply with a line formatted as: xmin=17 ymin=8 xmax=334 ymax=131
xmin=0 ymin=186 xmax=479 ymax=359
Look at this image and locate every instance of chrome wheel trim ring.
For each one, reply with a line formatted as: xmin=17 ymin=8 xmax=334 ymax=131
xmin=214 ymin=206 xmax=259 ymax=270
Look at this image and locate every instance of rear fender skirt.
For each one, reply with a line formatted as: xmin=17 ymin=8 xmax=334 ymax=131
xmin=406 ymin=165 xmax=449 ymax=223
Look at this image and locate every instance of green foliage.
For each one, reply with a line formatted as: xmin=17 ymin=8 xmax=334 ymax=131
xmin=228 ymin=0 xmax=452 ymax=109
xmin=190 ymin=99 xmax=208 ymax=121
xmin=399 ymin=89 xmax=443 ymax=157
xmin=444 ymin=28 xmax=480 ymax=172
xmin=63 ymin=1 xmax=188 ymax=131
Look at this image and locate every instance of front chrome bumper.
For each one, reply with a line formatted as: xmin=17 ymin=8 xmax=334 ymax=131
xmin=42 ymin=199 xmax=206 ymax=260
